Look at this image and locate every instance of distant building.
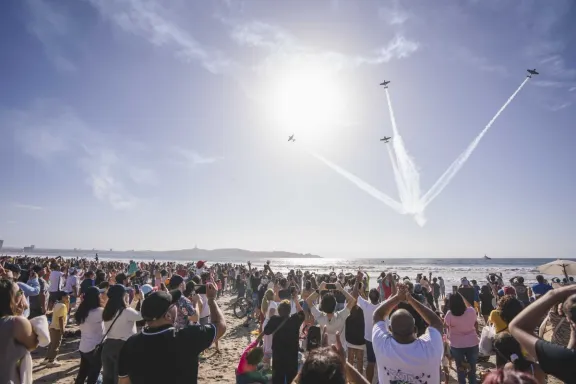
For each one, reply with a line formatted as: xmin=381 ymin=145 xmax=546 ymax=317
xmin=23 ymin=245 xmax=35 ymax=253
xmin=0 ymin=240 xmax=3 ymax=251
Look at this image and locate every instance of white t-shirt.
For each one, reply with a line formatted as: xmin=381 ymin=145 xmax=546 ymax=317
xmin=48 ymin=270 xmax=64 ymax=293
xmin=199 ymin=294 xmax=210 ymax=318
xmin=357 ymin=296 xmax=379 ymax=341
xmin=79 ymin=308 xmax=105 ymax=353
xmin=310 ymin=306 xmax=350 ymax=347
xmin=265 ymin=301 xmax=278 ymax=320
xmin=64 ymin=275 xmax=79 ymax=294
xmin=372 ymin=320 xmax=443 ymax=384
xmin=103 ymin=308 xmax=142 ymax=341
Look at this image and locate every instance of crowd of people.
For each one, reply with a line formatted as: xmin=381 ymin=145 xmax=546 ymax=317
xmin=0 ymin=254 xmax=575 ymax=384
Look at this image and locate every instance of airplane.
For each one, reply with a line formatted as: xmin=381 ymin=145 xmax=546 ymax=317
xmin=527 ymin=69 xmax=539 ymax=78
xmin=380 ymin=80 xmax=390 ymax=88
xmin=380 ymin=136 xmax=391 ymax=143
xmin=288 ymin=134 xmax=295 ymax=142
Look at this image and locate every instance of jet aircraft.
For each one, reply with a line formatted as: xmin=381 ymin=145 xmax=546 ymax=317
xmin=288 ymin=134 xmax=295 ymax=142
xmin=380 ymin=80 xmax=390 ymax=88
xmin=380 ymin=136 xmax=391 ymax=143
xmin=527 ymin=69 xmax=539 ymax=78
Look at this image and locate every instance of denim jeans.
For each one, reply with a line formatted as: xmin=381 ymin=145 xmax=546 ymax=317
xmin=450 ymin=345 xmax=479 ymax=384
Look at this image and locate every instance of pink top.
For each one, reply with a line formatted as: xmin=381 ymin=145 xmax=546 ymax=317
xmin=445 ymin=307 xmax=479 ymax=348
xmin=236 ymin=339 xmax=259 ymax=375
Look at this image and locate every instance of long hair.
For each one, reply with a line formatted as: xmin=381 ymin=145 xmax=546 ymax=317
xmin=499 ymin=295 xmax=524 ymax=324
xmin=261 ymin=289 xmax=274 ymax=315
xmin=448 ymin=293 xmax=466 ymax=316
xmin=102 ymin=292 xmax=127 ymax=322
xmin=482 ymin=369 xmax=538 ymax=384
xmin=0 ymin=279 xmax=15 ymax=317
xmin=75 ymin=291 xmax=102 ymax=325
xmin=299 ymin=347 xmax=346 ymax=384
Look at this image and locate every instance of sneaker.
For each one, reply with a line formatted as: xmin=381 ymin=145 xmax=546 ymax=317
xmin=37 ymin=359 xmax=49 ymax=366
xmin=46 ymin=361 xmax=62 ymax=368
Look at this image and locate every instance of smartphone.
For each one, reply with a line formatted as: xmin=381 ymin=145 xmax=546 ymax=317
xmin=134 ymin=284 xmax=140 ymax=294
xmin=278 ymin=288 xmax=291 ymax=300
xmin=325 ymin=283 xmax=337 ymax=290
xmin=452 ymin=285 xmax=458 ymax=294
xmin=195 ymin=285 xmax=207 ymax=295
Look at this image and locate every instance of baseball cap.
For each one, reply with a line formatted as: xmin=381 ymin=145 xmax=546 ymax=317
xmin=85 ymin=286 xmax=105 ymax=299
xmin=141 ymin=284 xmax=154 ymax=296
xmin=503 ymin=286 xmax=516 ymax=296
xmin=196 ymin=260 xmax=206 ymax=269
xmin=141 ymin=290 xmax=182 ymax=321
xmin=107 ymin=284 xmax=127 ymax=299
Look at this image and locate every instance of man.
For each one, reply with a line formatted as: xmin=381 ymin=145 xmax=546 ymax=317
xmin=118 ymin=283 xmax=226 ymax=384
xmin=167 ymin=274 xmax=198 ymax=329
xmin=510 ymin=284 xmax=576 ymax=383
xmin=196 ymin=260 xmax=207 ymax=276
xmin=29 ymin=265 xmax=49 ymax=319
xmin=353 ymin=270 xmax=385 ymax=384
xmin=247 ymin=261 xmax=262 ymax=321
xmin=531 ymin=275 xmax=553 ymax=299
xmin=431 ymin=277 xmax=441 ymax=309
xmin=48 ymin=262 xmax=64 ymax=309
xmin=372 ymin=283 xmax=444 ymax=384
xmin=80 ymin=270 xmax=95 ymax=296
xmin=64 ymin=267 xmax=80 ymax=314
xmin=264 ymin=292 xmax=305 ymax=384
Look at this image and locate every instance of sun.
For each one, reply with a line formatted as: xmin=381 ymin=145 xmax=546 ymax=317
xmin=267 ymin=61 xmax=346 ymax=142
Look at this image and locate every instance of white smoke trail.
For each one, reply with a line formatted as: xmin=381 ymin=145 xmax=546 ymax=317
xmin=303 ymin=147 xmax=405 ymax=214
xmin=422 ymin=77 xmax=530 ymax=208
xmin=384 ymin=88 xmax=424 ymax=217
xmin=386 ymin=144 xmax=409 ymax=206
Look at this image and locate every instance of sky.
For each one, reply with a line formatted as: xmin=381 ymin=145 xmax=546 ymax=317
xmin=1 ymin=0 xmax=575 ymax=258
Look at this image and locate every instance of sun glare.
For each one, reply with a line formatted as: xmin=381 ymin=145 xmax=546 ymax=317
xmin=268 ymin=62 xmax=346 ymax=142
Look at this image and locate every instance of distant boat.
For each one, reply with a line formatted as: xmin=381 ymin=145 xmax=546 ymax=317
xmin=483 ymin=254 xmax=492 ymax=260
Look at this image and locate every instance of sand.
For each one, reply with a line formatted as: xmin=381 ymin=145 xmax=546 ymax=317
xmin=31 ymin=292 xmax=563 ymax=384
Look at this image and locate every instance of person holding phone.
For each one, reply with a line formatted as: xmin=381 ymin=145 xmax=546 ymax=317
xmin=306 ymin=281 xmax=356 ymax=349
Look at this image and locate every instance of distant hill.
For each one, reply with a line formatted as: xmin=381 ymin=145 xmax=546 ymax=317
xmin=1 ymin=246 xmax=322 ymax=260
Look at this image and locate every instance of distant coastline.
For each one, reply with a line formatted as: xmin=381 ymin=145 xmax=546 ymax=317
xmin=1 ymin=246 xmax=322 ymax=260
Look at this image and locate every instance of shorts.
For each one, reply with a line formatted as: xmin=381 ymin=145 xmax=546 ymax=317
xmin=347 ymin=343 xmax=365 ymax=351
xmin=301 ymin=300 xmax=309 ymax=312
xmin=365 ymin=340 xmax=376 ymax=363
xmin=69 ymin=295 xmax=77 ymax=305
xmin=199 ymin=316 xmax=209 ymax=326
xmin=442 ymin=356 xmax=449 ymax=368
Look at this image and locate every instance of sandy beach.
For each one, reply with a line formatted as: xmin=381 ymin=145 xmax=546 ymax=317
xmin=30 ymin=292 xmax=562 ymax=384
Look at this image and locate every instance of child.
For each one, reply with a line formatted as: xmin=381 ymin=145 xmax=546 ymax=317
xmin=43 ymin=291 xmax=69 ymax=367
xmin=236 ymin=334 xmax=267 ymax=384
xmin=442 ymin=334 xmax=452 ymax=384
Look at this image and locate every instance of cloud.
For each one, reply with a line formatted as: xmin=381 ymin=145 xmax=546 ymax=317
xmin=547 ymin=101 xmax=572 ymax=112
xmin=174 ymin=148 xmax=222 ymax=166
xmin=12 ymin=203 xmax=43 ymax=211
xmin=88 ymin=0 xmax=232 ymax=74
xmin=378 ymin=6 xmax=410 ymax=25
xmin=23 ymin=0 xmax=77 ymax=72
xmin=569 ymin=87 xmax=576 ymax=92
xmin=454 ymin=48 xmax=508 ymax=76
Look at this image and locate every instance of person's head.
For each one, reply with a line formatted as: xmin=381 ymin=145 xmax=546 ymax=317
xmin=448 ymin=293 xmax=467 ymax=316
xmin=299 ymin=347 xmax=345 ymax=384
xmin=490 ymin=275 xmax=497 ymax=282
xmin=5 ymin=264 xmax=21 ymax=280
xmin=103 ymin=284 xmax=128 ymax=321
xmin=32 ymin=265 xmax=46 ymax=277
xmin=389 ymin=309 xmax=417 ymax=343
xmin=502 ymin=286 xmax=516 ymax=297
xmin=493 ymin=332 xmax=533 ymax=371
xmin=84 ymin=270 xmax=95 ymax=280
xmin=115 ymin=273 xmax=127 ymax=285
xmin=438 ymin=276 xmax=443 ymax=280
xmin=471 ymin=279 xmax=478 ymax=286
xmin=562 ymin=294 xmax=576 ymax=327
xmin=245 ymin=346 xmax=264 ymax=366
xmin=433 ymin=277 xmax=438 ymax=283
xmin=264 ymin=289 xmax=274 ymax=302
xmin=368 ymin=288 xmax=380 ymax=305
xmin=482 ymin=369 xmax=538 ymax=384
xmin=59 ymin=291 xmax=70 ymax=306
xmin=499 ymin=295 xmax=524 ymax=324
xmin=536 ymin=275 xmax=544 ymax=284
xmin=516 ymin=276 xmax=525 ymax=284
xmin=0 ymin=279 xmax=22 ymax=317
xmin=319 ymin=293 xmax=337 ymax=314
xmin=279 ymin=277 xmax=288 ymax=289
xmin=168 ymin=275 xmax=184 ymax=291
xmin=481 ymin=285 xmax=492 ymax=295
xmin=277 ymin=300 xmax=291 ymax=317
xmin=183 ymin=281 xmax=196 ymax=297
xmin=305 ymin=280 xmax=312 ymax=290
xmin=75 ymin=286 xmax=104 ymax=324
xmin=141 ymin=290 xmax=182 ymax=327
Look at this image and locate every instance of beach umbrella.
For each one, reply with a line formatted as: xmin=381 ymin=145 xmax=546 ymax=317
xmin=537 ymin=259 xmax=576 ymax=279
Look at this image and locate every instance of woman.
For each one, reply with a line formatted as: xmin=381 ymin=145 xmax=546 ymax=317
xmin=479 ymin=285 xmax=495 ymax=324
xmin=74 ymin=286 xmax=104 ymax=384
xmin=0 ymin=278 xmax=39 ymax=383
xmin=345 ymin=304 xmax=365 ymax=375
xmin=100 ymin=284 xmax=142 ymax=384
xmin=482 ymin=370 xmax=538 ymax=384
xmin=260 ymin=288 xmax=277 ymax=368
xmin=539 ymin=302 xmax=571 ymax=347
xmin=301 ymin=281 xmax=314 ymax=323
xmin=488 ymin=295 xmax=524 ymax=335
xmin=444 ymin=293 xmax=479 ymax=384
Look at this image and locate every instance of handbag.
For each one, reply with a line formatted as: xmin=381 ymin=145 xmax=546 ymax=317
xmin=93 ymin=308 xmax=125 ymax=356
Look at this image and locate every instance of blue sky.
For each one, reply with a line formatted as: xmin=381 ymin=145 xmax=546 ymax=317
xmin=1 ymin=0 xmax=575 ymax=258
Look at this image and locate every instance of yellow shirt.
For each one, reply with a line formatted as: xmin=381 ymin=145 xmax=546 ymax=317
xmin=50 ymin=302 xmax=68 ymax=330
xmin=488 ymin=310 xmax=507 ymax=333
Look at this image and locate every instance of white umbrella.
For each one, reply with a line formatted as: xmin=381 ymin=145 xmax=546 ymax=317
xmin=537 ymin=259 xmax=576 ymax=279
